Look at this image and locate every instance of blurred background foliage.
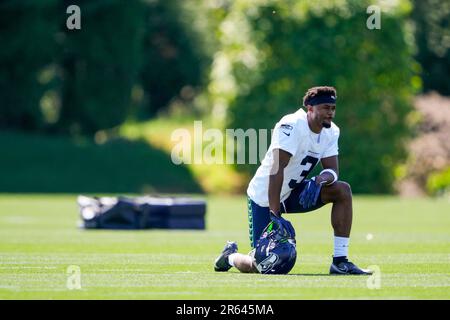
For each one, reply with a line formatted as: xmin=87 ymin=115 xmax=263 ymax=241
xmin=216 ymin=0 xmax=417 ymax=193
xmin=0 ymin=0 xmax=448 ymax=195
xmin=412 ymin=0 xmax=450 ymax=95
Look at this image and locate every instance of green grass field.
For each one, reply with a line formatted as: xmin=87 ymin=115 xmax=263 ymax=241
xmin=0 ymin=194 xmax=449 ymax=299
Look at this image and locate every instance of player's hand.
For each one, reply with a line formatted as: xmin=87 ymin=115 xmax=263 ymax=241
xmin=299 ymin=178 xmax=322 ymax=209
xmin=270 ymin=211 xmax=296 ymax=239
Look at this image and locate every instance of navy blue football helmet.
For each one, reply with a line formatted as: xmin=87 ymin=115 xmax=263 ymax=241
xmin=254 ymin=216 xmax=297 ymax=274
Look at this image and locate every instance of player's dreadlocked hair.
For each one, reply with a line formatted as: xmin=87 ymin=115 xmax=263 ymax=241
xmin=302 ymin=86 xmax=337 ymax=107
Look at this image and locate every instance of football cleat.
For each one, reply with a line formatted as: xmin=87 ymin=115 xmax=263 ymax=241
xmin=214 ymin=241 xmax=238 ymax=272
xmin=329 ymin=260 xmax=373 ymax=275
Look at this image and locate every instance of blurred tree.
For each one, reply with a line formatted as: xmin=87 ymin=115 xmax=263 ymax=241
xmin=412 ymin=0 xmax=450 ymax=95
xmin=210 ymin=0 xmax=417 ymax=193
xmin=0 ymin=0 xmax=58 ymax=131
xmin=58 ymin=0 xmax=146 ymax=135
xmin=137 ymin=0 xmax=209 ymax=119
xmin=0 ymin=0 xmax=211 ymax=135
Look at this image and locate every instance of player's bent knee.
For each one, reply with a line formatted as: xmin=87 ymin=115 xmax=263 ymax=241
xmin=333 ymin=181 xmax=351 ymax=200
xmin=338 ymin=181 xmax=352 ymax=194
xmin=321 ymin=181 xmax=352 ymax=203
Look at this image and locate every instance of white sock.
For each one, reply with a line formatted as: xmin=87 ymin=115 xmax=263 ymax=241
xmin=334 ymin=236 xmax=349 ymax=258
xmin=228 ymin=253 xmax=237 ymax=267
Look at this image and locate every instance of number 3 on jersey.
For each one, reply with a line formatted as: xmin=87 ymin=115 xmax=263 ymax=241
xmin=288 ymin=155 xmax=319 ymax=189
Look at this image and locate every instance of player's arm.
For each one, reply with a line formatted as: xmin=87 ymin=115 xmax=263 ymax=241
xmin=268 ymin=148 xmax=292 ymax=216
xmin=317 ymin=155 xmax=339 ymax=185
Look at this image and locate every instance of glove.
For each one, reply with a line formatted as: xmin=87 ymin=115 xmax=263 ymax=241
xmin=299 ymin=178 xmax=322 ymax=209
xmin=269 ymin=211 xmax=296 ymax=240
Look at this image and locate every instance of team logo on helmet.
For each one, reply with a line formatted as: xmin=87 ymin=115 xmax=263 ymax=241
xmin=256 ymin=252 xmax=279 ymax=273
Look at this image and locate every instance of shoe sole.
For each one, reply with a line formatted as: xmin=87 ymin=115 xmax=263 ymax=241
xmin=214 ymin=242 xmax=238 ymax=272
xmin=214 ymin=253 xmax=232 ymax=272
xmin=329 ymin=264 xmax=373 ymax=275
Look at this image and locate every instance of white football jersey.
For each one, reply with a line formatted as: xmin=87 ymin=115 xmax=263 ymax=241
xmin=247 ymin=108 xmax=340 ymax=207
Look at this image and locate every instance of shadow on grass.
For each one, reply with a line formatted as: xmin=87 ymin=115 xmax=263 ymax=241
xmin=288 ymin=273 xmax=334 ymax=276
xmin=230 ymin=272 xmax=333 ymax=276
xmin=0 ymin=131 xmax=203 ymax=194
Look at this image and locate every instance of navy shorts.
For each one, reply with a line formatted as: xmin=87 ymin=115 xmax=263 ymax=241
xmin=247 ymin=180 xmax=326 ymax=248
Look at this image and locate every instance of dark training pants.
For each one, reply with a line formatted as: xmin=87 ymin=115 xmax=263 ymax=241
xmin=247 ymin=181 xmax=326 ymax=248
